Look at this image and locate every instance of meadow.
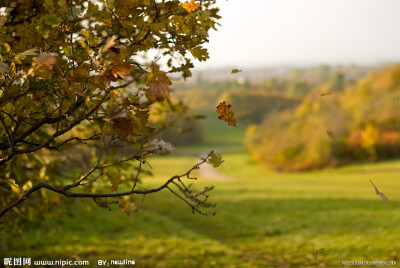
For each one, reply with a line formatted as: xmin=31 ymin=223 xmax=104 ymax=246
xmin=2 ymin=112 xmax=400 ymax=268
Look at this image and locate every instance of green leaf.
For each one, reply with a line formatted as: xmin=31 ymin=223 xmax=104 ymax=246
xmin=207 ymin=152 xmax=223 ymax=168
xmin=45 ymin=13 xmax=62 ymax=26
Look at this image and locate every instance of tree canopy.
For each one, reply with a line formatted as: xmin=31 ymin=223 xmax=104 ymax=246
xmin=0 ymin=0 xmax=223 ymax=228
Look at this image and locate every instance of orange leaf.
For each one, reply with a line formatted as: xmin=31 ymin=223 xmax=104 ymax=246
xmin=216 ymin=101 xmax=236 ymax=127
xmin=181 ymin=0 xmax=200 ymax=13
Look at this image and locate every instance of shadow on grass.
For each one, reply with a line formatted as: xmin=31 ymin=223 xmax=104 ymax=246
xmin=3 ymin=194 xmax=399 ymax=268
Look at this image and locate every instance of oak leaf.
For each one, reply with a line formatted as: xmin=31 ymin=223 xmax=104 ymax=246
xmin=100 ymin=62 xmax=133 ymax=81
xmin=216 ymin=101 xmax=236 ymax=126
xmin=181 ymin=0 xmax=200 ymax=13
xmin=146 ymin=64 xmax=171 ymax=101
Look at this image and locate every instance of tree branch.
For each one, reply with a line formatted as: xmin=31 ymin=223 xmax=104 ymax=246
xmin=0 ymin=155 xmax=214 ymax=221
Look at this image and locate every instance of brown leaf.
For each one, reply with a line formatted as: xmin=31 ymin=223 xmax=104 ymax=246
xmin=370 ymin=179 xmax=389 ymax=202
xmin=100 ymin=62 xmax=133 ymax=81
xmin=110 ymin=62 xmax=133 ymax=79
xmin=146 ymin=64 xmax=172 ymax=101
xmin=216 ymin=101 xmax=237 ymax=127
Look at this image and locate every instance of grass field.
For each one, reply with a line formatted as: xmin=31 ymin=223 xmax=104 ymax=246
xmin=2 ymin=112 xmax=400 ymax=267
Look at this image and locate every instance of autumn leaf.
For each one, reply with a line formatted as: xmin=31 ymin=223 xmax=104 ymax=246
xmin=100 ymin=62 xmax=133 ymax=81
xmin=216 ymin=101 xmax=237 ymax=126
xmin=181 ymin=0 xmax=200 ymax=13
xmin=146 ymin=64 xmax=172 ymax=101
xmin=208 ymin=152 xmax=224 ymax=167
xmin=111 ymin=110 xmax=154 ymax=143
xmin=370 ymin=179 xmax=388 ymax=202
xmin=110 ymin=62 xmax=133 ymax=79
xmin=231 ymin=69 xmax=242 ymax=74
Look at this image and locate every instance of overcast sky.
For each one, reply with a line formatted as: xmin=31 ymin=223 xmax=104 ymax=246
xmin=194 ymin=0 xmax=400 ymax=69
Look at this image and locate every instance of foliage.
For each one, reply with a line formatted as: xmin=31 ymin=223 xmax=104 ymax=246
xmin=0 ymin=0 xmax=222 ymax=228
xmin=246 ymin=65 xmax=400 ymax=171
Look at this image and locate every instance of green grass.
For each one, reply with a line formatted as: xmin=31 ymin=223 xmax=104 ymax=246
xmin=2 ymin=113 xmax=400 ymax=267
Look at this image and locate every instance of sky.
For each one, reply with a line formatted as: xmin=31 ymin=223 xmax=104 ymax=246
xmin=194 ymin=0 xmax=400 ymax=69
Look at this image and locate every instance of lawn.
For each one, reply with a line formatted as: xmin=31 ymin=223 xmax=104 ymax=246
xmin=2 ymin=112 xmax=400 ymax=267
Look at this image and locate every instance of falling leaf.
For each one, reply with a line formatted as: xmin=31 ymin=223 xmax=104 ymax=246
xmin=208 ymin=152 xmax=223 ymax=168
xmin=370 ymin=179 xmax=388 ymax=202
xmin=326 ymin=130 xmax=334 ymax=139
xmin=312 ymin=248 xmax=325 ymax=256
xmin=231 ymin=69 xmax=242 ymax=74
xmin=146 ymin=64 xmax=172 ymax=101
xmin=181 ymin=0 xmax=200 ymax=13
xmin=0 ymin=62 xmax=9 ymax=74
xmin=216 ymin=101 xmax=236 ymax=126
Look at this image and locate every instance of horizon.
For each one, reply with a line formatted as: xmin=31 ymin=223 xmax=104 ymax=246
xmin=193 ymin=0 xmax=400 ymax=70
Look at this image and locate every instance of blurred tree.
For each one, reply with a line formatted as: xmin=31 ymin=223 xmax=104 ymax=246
xmin=0 ymin=0 xmax=222 ymax=228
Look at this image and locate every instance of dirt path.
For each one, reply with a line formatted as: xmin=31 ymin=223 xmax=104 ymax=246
xmin=198 ymin=151 xmax=231 ymax=180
